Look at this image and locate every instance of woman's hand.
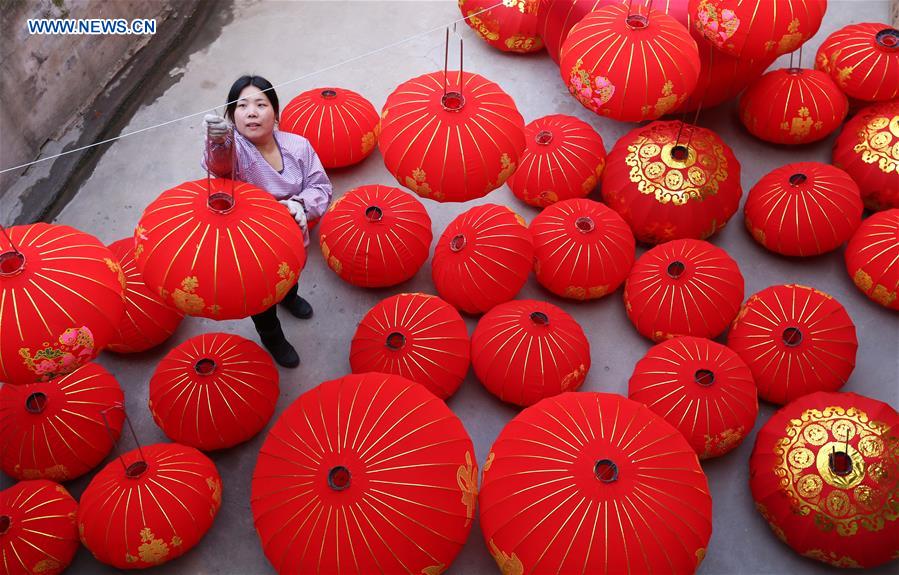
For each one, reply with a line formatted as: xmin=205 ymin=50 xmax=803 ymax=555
xmin=279 ymin=198 xmax=309 ymax=244
xmin=204 ymin=114 xmax=230 ymax=143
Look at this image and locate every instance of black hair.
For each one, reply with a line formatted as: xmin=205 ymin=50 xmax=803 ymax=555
xmin=225 ymin=75 xmax=279 ymax=122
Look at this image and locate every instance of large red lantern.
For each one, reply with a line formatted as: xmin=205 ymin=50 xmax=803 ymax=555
xmin=432 ymin=204 xmax=533 ymax=314
xmin=506 ymin=114 xmax=606 ymax=207
xmin=744 ymin=162 xmax=863 ymax=256
xmin=252 ymin=372 xmax=476 ymax=574
xmin=728 ymin=284 xmax=858 ymax=405
xmin=832 ymin=100 xmax=899 ymax=211
xmin=480 ymin=392 xmax=712 ymax=575
xmin=106 ymin=238 xmax=184 ymax=353
xmin=815 ymin=23 xmax=899 ymax=102
xmin=1 ymin=480 xmax=79 ymax=575
xmin=472 ymin=299 xmax=590 ymax=407
xmin=750 ymin=391 xmax=899 ymax=568
xmin=149 ymin=333 xmax=279 ymax=451
xmin=459 ymin=0 xmax=543 ymax=53
xmin=319 ymin=185 xmax=432 ymax=287
xmin=530 ymin=198 xmax=635 ymax=300
xmin=602 ymin=120 xmax=742 ymax=244
xmin=1 ymin=362 xmax=124 ymax=482
xmin=280 ymin=86 xmax=380 ymax=169
xmin=350 ymin=293 xmax=470 ymax=400
xmin=629 ymin=336 xmax=758 ymax=458
xmin=624 ymin=239 xmax=744 ymax=342
xmin=739 ymin=67 xmax=848 ymax=145
xmin=845 ymin=209 xmax=899 ymax=310
xmin=560 ymin=3 xmax=700 ymax=122
xmin=0 ymin=223 xmax=124 ymax=385
xmin=134 ymin=178 xmax=306 ymax=320
xmin=78 ymin=442 xmax=222 ymax=569
xmin=379 ymin=71 xmax=526 ymax=202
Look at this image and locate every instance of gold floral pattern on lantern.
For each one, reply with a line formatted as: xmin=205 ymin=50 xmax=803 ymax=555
xmin=852 ymin=269 xmax=897 ymax=307
xmin=505 ymin=35 xmax=542 ymax=52
xmin=694 ymin=1 xmax=740 ymax=49
xmin=422 ymin=563 xmax=447 ymax=575
xmin=703 ymin=427 xmax=746 ymax=459
xmin=134 ymin=527 xmax=170 ymax=564
xmin=780 ymin=107 xmax=824 ymax=139
xmin=642 ymin=80 xmax=680 ymax=118
xmin=802 ymin=549 xmax=862 ymax=568
xmin=32 ymin=559 xmax=61 ymax=573
xmin=172 ymin=276 xmax=205 ymax=315
xmin=405 ymin=168 xmax=440 ymax=200
xmin=456 ymin=451 xmax=478 ymax=526
xmin=360 ymin=122 xmax=381 ymax=156
xmin=568 ymin=59 xmax=616 ymax=114
xmin=262 ymin=262 xmax=297 ymax=307
xmin=320 ymin=239 xmax=343 ymax=275
xmin=564 ymin=284 xmax=608 ymax=300
xmin=560 ymin=364 xmax=587 ymax=392
xmin=766 ymin=18 xmax=803 ymax=54
xmin=19 ymin=325 xmax=96 ymax=382
xmin=489 ymin=538 xmax=524 ymax=575
xmin=852 ymin=114 xmax=899 ymax=175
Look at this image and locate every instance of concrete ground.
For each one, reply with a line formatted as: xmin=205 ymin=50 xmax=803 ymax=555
xmin=3 ymin=1 xmax=897 ymax=574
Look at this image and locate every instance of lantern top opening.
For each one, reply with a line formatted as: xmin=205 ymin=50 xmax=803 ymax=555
xmin=328 ymin=466 xmax=351 ymax=491
xmin=442 ymin=91 xmax=466 ymax=112
xmin=786 ymin=67 xmax=804 ymax=76
xmin=25 ymin=392 xmax=48 ymax=414
xmin=0 ymin=250 xmax=25 ymax=277
xmin=365 ymin=206 xmax=384 ymax=222
xmin=321 ymin=89 xmax=338 ymax=99
xmin=195 ymin=358 xmax=217 ymax=376
xmin=876 ymin=28 xmax=899 ymax=49
xmin=535 ymin=130 xmax=554 ymax=146
xmin=789 ymin=173 xmax=808 ymax=187
xmin=207 ymin=192 xmax=235 ymax=214
xmin=782 ymin=326 xmax=803 ymax=347
xmin=385 ymin=332 xmax=406 ymax=350
xmin=625 ymin=14 xmax=649 ymax=30
xmin=667 ymin=260 xmax=686 ymax=279
xmin=670 ymin=145 xmax=690 ymax=162
xmin=575 ymin=216 xmax=595 ymax=234
xmin=694 ymin=369 xmax=715 ymax=387
xmin=594 ymin=459 xmax=619 ymax=483
xmin=530 ymin=311 xmax=550 ymax=326
xmin=450 ymin=233 xmax=467 ymax=252
xmin=125 ymin=460 xmax=148 ymax=479
xmin=829 ymin=450 xmax=853 ymax=476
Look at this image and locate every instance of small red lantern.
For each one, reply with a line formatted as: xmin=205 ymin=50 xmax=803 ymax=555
xmin=624 ymin=239 xmax=744 ymax=342
xmin=845 ymin=209 xmax=899 ymax=310
xmin=1 ymin=480 xmax=79 ymax=575
xmin=602 ymin=120 xmax=742 ymax=244
xmin=432 ymin=204 xmax=533 ymax=314
xmin=507 ymin=114 xmax=606 ymax=207
xmin=832 ymin=100 xmax=899 ymax=211
xmin=472 ymin=299 xmax=590 ymax=407
xmin=459 ymin=0 xmax=543 ymax=53
xmin=728 ymin=284 xmax=858 ymax=405
xmin=815 ymin=23 xmax=899 ymax=102
xmin=319 ymin=185 xmax=432 ymax=287
xmin=744 ymin=162 xmax=863 ymax=256
xmin=530 ymin=198 xmax=635 ymax=300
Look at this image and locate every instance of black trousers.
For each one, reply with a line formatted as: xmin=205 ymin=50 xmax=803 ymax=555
xmin=251 ymin=282 xmax=298 ymax=334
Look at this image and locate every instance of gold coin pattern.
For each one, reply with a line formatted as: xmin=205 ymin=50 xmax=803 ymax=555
xmin=789 ymin=447 xmax=815 ymax=469
xmin=798 ymin=474 xmax=823 ymax=498
xmin=803 ymin=423 xmax=829 ymax=446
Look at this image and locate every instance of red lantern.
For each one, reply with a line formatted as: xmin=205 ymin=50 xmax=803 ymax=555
xmin=624 ymin=239 xmax=744 ymax=342
xmin=530 ymin=198 xmax=635 ymax=300
xmin=1 ymin=480 xmax=79 ymax=575
xmin=629 ymin=336 xmax=758 ymax=458
xmin=690 ymin=0 xmax=827 ymax=61
xmin=134 ymin=178 xmax=306 ymax=320
xmin=845 ymin=209 xmax=899 ymax=310
xmin=472 ymin=299 xmax=590 ymax=407
xmin=319 ymin=185 xmax=432 ymax=287
xmin=506 ymin=115 xmax=606 ymax=207
xmin=815 ymin=23 xmax=899 ymax=102
xmin=744 ymin=162 xmax=863 ymax=256
xmin=739 ymin=68 xmax=848 ymax=145
xmin=432 ymin=204 xmax=533 ymax=314
xmin=480 ymin=392 xmax=712 ymax=574
xmin=0 ymin=223 xmax=124 ymax=385
xmin=459 ymin=0 xmax=543 ymax=53
xmin=678 ymin=40 xmax=774 ymax=112
xmin=379 ymin=71 xmax=526 ymax=202
xmin=280 ymin=87 xmax=380 ymax=169
xmin=350 ymin=293 xmax=470 ymax=399
xmin=149 ymin=333 xmax=279 ymax=451
xmin=832 ymin=100 xmax=899 ymax=211
xmin=252 ymin=372 xmax=476 ymax=574
xmin=602 ymin=120 xmax=742 ymax=244
xmin=560 ymin=3 xmax=700 ymax=122
xmin=750 ymin=391 xmax=899 ymax=568
xmin=105 ymin=238 xmax=184 ymax=353
xmin=78 ymin=443 xmax=222 ymax=569
xmin=728 ymin=284 xmax=858 ymax=405
xmin=1 ymin=362 xmax=124 ymax=481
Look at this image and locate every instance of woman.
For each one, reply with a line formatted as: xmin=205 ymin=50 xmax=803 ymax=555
xmin=203 ymin=75 xmax=332 ymax=368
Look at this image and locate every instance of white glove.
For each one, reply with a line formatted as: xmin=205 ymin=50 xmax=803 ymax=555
xmin=279 ymin=198 xmax=309 ymax=245
xmin=204 ymin=114 xmax=230 ymax=143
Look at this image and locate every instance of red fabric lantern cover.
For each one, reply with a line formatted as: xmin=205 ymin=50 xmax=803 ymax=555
xmin=1 ymin=362 xmax=124 ymax=482
xmin=815 ymin=23 xmax=899 ymax=102
xmin=728 ymin=284 xmax=858 ymax=405
xmin=744 ymin=162 xmax=863 ymax=256
xmin=78 ymin=443 xmax=222 ymax=569
xmin=471 ymin=299 xmax=590 ymax=407
xmin=280 ymin=86 xmax=380 ymax=169
xmin=319 ymin=185 xmax=432 ymax=287
xmin=459 ymin=0 xmax=543 ymax=53
xmin=105 ymin=238 xmax=184 ymax=353
xmin=350 ymin=293 xmax=470 ymax=399
xmin=0 ymin=223 xmax=125 ymax=385
xmin=1 ymin=480 xmax=79 ymax=575
xmin=690 ymin=0 xmax=827 ymax=61
xmin=678 ymin=39 xmax=774 ymax=112
xmin=624 ymin=239 xmax=744 ymax=342
xmin=629 ymin=336 xmax=758 ymax=458
xmin=432 ymin=204 xmax=533 ymax=314
xmin=379 ymin=71 xmax=526 ymax=203
xmin=832 ymin=100 xmax=899 ymax=211
xmin=149 ymin=333 xmax=279 ymax=451
xmin=506 ymin=114 xmax=606 ymax=207
xmin=134 ymin=178 xmax=306 ymax=320
xmin=750 ymin=391 xmax=899 ymax=568
xmin=739 ymin=68 xmax=848 ymax=145
xmin=480 ymin=392 xmax=712 ymax=575
xmin=560 ymin=3 xmax=700 ymax=122
xmin=845 ymin=209 xmax=899 ymax=310
xmin=530 ymin=198 xmax=635 ymax=300
xmin=251 ymin=373 xmax=476 ymax=575
xmin=602 ymin=120 xmax=742 ymax=244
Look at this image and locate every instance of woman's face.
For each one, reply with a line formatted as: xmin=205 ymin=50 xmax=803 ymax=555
xmin=234 ymin=85 xmax=276 ymax=144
